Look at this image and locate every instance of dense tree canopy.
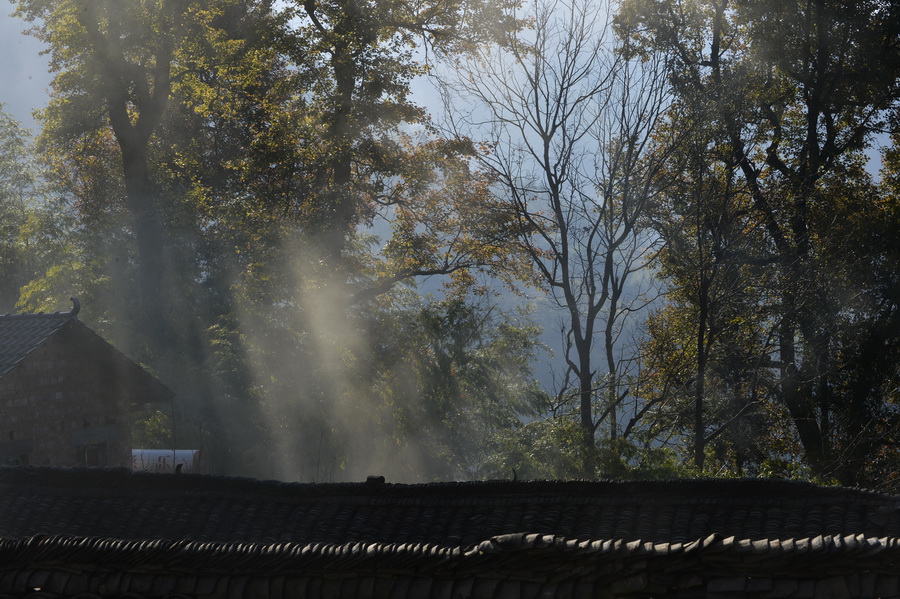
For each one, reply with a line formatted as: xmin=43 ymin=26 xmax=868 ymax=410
xmin=618 ymin=0 xmax=900 ymax=487
xmin=0 ymin=108 xmax=40 ymax=309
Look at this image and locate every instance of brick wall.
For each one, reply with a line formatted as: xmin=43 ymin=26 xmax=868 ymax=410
xmin=0 ymin=334 xmax=132 ymax=467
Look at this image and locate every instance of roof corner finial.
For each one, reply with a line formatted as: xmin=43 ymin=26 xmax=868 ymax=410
xmin=70 ymin=297 xmax=81 ymax=318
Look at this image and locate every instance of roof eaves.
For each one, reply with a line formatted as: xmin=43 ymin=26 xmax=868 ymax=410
xmin=1 ymin=532 xmax=899 ymax=595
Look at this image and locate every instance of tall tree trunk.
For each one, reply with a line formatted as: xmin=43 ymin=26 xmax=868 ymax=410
xmin=776 ymin=308 xmax=827 ymax=473
xmin=83 ymin=0 xmax=174 ymax=349
xmin=321 ymin=46 xmax=356 ymax=262
xmin=577 ymin=339 xmax=596 ymax=478
xmin=306 ymin=0 xmax=366 ymax=266
xmin=119 ymin=144 xmax=167 ymax=348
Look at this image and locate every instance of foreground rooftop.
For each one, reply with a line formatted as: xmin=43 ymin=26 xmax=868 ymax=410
xmin=0 ymin=467 xmax=898 ymax=598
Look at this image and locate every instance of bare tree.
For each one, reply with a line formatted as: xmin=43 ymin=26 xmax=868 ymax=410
xmin=444 ymin=0 xmax=674 ymax=475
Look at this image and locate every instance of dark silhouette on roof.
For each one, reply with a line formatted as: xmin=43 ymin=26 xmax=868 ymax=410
xmin=0 ymin=467 xmax=898 ymax=598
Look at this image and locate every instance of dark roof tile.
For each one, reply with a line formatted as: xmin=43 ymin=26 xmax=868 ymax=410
xmin=0 ymin=311 xmax=174 ymax=404
xmin=0 ymin=312 xmax=73 ymax=376
xmin=2 ymin=468 xmax=899 ymax=547
xmin=1 ymin=468 xmax=900 ymax=597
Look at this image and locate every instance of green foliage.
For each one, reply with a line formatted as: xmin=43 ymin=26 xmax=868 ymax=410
xmin=131 ymin=407 xmax=174 ymax=449
xmin=388 ymin=298 xmax=547 ymax=479
xmin=619 ymin=0 xmax=900 ymax=487
xmin=484 ymin=413 xmax=587 ymax=480
xmin=279 ymin=0 xmax=530 ymax=296
xmin=0 ymin=108 xmax=40 ymax=309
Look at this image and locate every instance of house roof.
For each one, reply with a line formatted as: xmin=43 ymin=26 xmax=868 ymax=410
xmin=0 ymin=305 xmax=173 ymax=403
xmin=0 ymin=310 xmax=74 ymax=377
xmin=1 ymin=467 xmax=899 ymax=598
xmin=1 ymin=467 xmax=898 ymax=544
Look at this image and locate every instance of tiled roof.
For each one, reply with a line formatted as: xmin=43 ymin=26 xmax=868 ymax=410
xmin=1 ymin=468 xmax=898 ymax=544
xmin=2 ymin=531 xmax=899 ymax=598
xmin=0 ymin=308 xmax=174 ymax=403
xmin=0 ymin=311 xmax=74 ymax=377
xmin=1 ymin=468 xmax=899 ymax=598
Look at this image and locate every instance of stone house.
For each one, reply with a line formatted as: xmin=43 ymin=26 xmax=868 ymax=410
xmin=0 ymin=301 xmax=173 ymax=468
xmin=0 ymin=468 xmax=898 ymax=598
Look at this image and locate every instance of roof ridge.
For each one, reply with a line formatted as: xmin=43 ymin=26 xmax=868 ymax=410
xmin=0 ymin=467 xmax=896 ymax=503
xmin=0 ymin=311 xmax=74 ymax=319
xmin=0 ymin=298 xmax=80 ymax=320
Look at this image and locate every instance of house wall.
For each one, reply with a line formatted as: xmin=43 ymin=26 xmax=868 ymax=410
xmin=0 ymin=334 xmax=133 ymax=467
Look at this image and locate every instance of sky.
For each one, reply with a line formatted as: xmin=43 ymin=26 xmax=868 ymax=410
xmin=0 ymin=9 xmax=51 ymax=130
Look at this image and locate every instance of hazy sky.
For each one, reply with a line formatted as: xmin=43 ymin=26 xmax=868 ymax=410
xmin=0 ymin=9 xmax=51 ymax=130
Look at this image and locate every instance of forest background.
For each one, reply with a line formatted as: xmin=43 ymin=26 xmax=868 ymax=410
xmin=0 ymin=0 xmax=898 ymax=490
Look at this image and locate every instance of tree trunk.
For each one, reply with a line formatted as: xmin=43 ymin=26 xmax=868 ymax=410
xmin=306 ymin=0 xmax=366 ymax=266
xmin=119 ymin=144 xmax=167 ymax=348
xmin=776 ymin=310 xmax=827 ymax=473
xmin=577 ymin=336 xmax=596 ymax=478
xmin=82 ymin=0 xmax=174 ymax=350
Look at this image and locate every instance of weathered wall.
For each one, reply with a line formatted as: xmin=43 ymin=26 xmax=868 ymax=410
xmin=0 ymin=334 xmax=132 ymax=467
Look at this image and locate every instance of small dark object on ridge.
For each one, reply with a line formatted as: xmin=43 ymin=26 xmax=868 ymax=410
xmin=366 ymin=475 xmax=385 ymax=485
xmin=175 ymin=464 xmax=183 ymax=474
